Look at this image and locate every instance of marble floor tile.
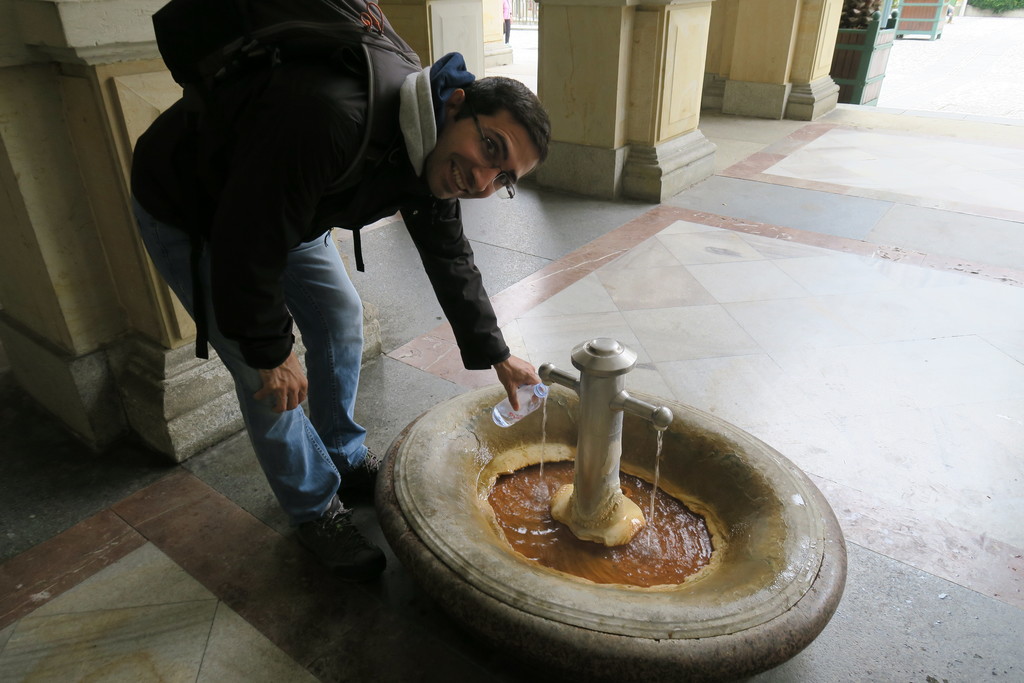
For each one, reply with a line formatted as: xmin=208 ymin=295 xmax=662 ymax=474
xmin=866 ymin=257 xmax=976 ymax=290
xmin=819 ymin=289 xmax=971 ymax=342
xmin=498 ymin=318 xmax=529 ymax=360
xmin=830 ymin=405 xmax=1023 ymax=547
xmin=29 ymin=543 xmax=213 ymax=618
xmin=622 ymin=305 xmax=762 ymax=362
xmin=733 ymin=232 xmax=841 ymax=261
xmin=597 ymin=264 xmax=717 ymax=310
xmin=708 ymin=138 xmax=767 ymax=172
xmin=656 ymin=228 xmax=767 ymax=265
xmin=621 ymin=363 xmax=675 ymax=400
xmin=697 ymin=113 xmax=808 ymax=145
xmin=770 ymin=335 xmax=1024 ymax=417
xmin=111 ymin=471 xmax=498 ymax=681
xmin=739 ymin=414 xmax=870 ymax=487
xmin=197 ymin=603 xmax=317 ymax=683
xmin=981 ymin=329 xmax=1024 ymax=365
xmin=599 ymin=236 xmax=683 ymax=271
xmin=669 ymin=176 xmax=893 ymax=240
xmin=869 ymin=203 xmax=1024 ymax=271
xmin=912 ymin=279 xmax=1024 ymax=336
xmin=724 ymin=297 xmax=871 ymax=352
xmin=654 ymin=354 xmax=811 ymax=430
xmin=772 ymin=254 xmax=904 ymax=295
xmin=0 ymin=510 xmax=146 ymax=629
xmin=763 ymin=128 xmax=1024 ymax=218
xmin=657 ymin=219 xmax=721 ymax=235
xmin=0 ymin=601 xmax=217 ymax=682
xmin=518 ymin=273 xmax=619 ymax=318
xmin=685 ymin=260 xmax=809 ymax=303
xmin=515 ymin=310 xmax=643 ymax=370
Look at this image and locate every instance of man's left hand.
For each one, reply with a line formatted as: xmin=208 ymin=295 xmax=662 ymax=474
xmin=494 ymin=355 xmax=541 ymax=410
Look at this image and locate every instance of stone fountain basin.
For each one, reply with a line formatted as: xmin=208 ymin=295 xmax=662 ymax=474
xmin=377 ymin=385 xmax=847 ymax=682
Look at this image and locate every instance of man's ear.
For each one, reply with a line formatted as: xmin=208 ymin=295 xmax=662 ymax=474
xmin=444 ymin=88 xmax=466 ymax=118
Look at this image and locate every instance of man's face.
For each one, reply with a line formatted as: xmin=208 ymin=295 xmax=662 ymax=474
xmin=423 ymin=89 xmax=541 ymax=200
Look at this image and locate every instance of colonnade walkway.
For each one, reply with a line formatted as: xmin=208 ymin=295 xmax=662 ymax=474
xmin=2 ymin=22 xmax=1023 ymax=681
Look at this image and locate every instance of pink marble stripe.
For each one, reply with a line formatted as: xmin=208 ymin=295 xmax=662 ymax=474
xmin=0 ymin=510 xmax=146 ymax=629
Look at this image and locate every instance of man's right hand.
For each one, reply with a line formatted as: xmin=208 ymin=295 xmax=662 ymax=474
xmin=254 ymin=351 xmax=308 ymax=413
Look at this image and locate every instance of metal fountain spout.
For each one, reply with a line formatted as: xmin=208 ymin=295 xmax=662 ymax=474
xmin=538 ymin=338 xmax=673 ymax=547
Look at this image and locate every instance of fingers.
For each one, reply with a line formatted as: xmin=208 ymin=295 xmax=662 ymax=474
xmin=494 ymin=355 xmax=543 ymax=410
xmin=253 ymin=386 xmax=306 ymax=413
xmin=254 ymin=352 xmax=309 ymax=413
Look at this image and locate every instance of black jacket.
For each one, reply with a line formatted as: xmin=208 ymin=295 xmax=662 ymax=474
xmin=132 ymin=61 xmax=509 ymax=371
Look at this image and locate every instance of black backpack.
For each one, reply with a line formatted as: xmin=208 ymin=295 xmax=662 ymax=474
xmin=150 ymin=0 xmax=422 ymax=358
xmin=152 ymin=0 xmax=422 ymax=190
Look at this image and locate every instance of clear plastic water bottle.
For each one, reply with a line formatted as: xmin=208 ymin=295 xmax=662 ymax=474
xmin=492 ymin=384 xmax=550 ymax=427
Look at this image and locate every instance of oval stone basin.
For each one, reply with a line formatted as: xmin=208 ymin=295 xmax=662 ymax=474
xmin=377 ymin=384 xmax=846 ymax=681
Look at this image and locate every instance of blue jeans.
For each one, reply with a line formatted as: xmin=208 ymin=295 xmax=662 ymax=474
xmin=133 ymin=199 xmax=367 ymax=525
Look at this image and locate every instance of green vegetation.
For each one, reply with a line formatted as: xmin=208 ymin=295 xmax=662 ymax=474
xmin=968 ymin=0 xmax=1024 ymax=12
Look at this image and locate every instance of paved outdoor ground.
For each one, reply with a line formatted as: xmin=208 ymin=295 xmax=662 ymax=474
xmin=877 ymin=16 xmax=1024 ymax=119
xmin=497 ymin=16 xmax=1024 ymax=122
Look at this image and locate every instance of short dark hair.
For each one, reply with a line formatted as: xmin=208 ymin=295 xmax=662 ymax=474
xmin=458 ymin=77 xmax=551 ymax=163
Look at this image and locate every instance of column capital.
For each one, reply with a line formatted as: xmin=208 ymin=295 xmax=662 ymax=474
xmin=13 ymin=0 xmax=162 ymax=65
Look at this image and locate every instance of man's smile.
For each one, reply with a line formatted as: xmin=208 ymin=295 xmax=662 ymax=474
xmin=451 ymin=160 xmax=470 ymax=196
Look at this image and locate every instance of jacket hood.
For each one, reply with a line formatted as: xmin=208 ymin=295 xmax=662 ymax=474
xmin=399 ymin=52 xmax=475 ymax=175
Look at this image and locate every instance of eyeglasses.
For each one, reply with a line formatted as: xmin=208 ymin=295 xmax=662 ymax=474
xmin=466 ymin=103 xmax=517 ymax=199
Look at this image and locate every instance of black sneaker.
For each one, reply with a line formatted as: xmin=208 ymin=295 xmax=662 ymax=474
xmin=296 ymin=495 xmax=386 ymax=581
xmin=337 ymin=449 xmax=384 ymax=501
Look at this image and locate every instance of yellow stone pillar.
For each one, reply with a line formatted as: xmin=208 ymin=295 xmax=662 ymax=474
xmin=721 ymin=0 xmax=801 ymax=119
xmin=701 ymin=0 xmax=737 ymax=109
xmin=784 ymin=0 xmax=842 ymax=120
xmin=711 ymin=0 xmax=841 ymax=120
xmin=535 ymin=0 xmax=715 ymax=202
xmin=383 ymin=0 xmax=485 ymax=74
xmin=1 ymin=0 xmax=242 ymax=458
xmin=483 ymin=0 xmax=513 ymax=68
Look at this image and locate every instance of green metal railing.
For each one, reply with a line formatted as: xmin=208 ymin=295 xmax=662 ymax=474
xmin=511 ymin=0 xmax=538 ymax=26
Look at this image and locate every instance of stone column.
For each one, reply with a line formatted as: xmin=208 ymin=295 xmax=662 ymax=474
xmin=534 ymin=0 xmax=715 ymax=202
xmin=484 ymin=0 xmax=512 ymax=68
xmin=1 ymin=0 xmax=382 ymax=461
xmin=0 ymin=0 xmax=242 ymax=459
xmin=702 ymin=0 xmax=738 ymax=110
xmin=785 ymin=0 xmax=842 ymax=120
xmin=383 ymin=0 xmax=485 ymax=74
xmin=721 ymin=0 xmax=801 ymax=119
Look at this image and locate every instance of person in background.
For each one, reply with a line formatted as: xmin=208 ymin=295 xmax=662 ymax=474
xmin=503 ymin=0 xmax=512 ymax=44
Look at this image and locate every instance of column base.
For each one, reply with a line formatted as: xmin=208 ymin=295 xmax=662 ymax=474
xmin=701 ymin=73 xmax=727 ymax=111
xmin=785 ymin=76 xmax=840 ymax=121
xmin=109 ymin=335 xmax=243 ymax=463
xmin=0 ymin=298 xmax=382 ymax=462
xmin=722 ymin=80 xmax=793 ymax=120
xmin=484 ymin=43 xmax=513 ymax=68
xmin=0 ymin=313 xmax=125 ymax=451
xmin=622 ymin=131 xmax=717 ymax=203
xmin=112 ymin=297 xmax=382 ymax=464
xmin=533 ymin=140 xmax=628 ymax=200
